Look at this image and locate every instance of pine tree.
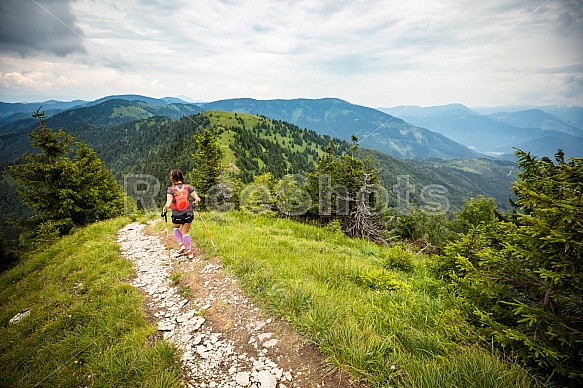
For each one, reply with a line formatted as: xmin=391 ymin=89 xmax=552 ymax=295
xmin=240 ymin=173 xmax=276 ymax=215
xmin=273 ymin=174 xmax=312 ymax=217
xmin=438 ymin=149 xmax=583 ymax=383
xmin=8 ymin=110 xmax=125 ymax=246
xmin=8 ymin=111 xmax=77 ymax=239
xmin=73 ymin=142 xmax=125 ymax=224
xmin=496 ymin=150 xmax=583 ymax=380
xmin=190 ymin=128 xmax=223 ymax=209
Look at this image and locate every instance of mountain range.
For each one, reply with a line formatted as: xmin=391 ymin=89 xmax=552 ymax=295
xmin=379 ymin=104 xmax=583 ymax=160
xmin=200 ymin=98 xmax=480 ymax=159
xmin=1 ymin=96 xmax=478 ymax=160
xmin=0 ymin=95 xmax=528 ymax=242
xmin=3 ymin=95 xmax=581 ymax=161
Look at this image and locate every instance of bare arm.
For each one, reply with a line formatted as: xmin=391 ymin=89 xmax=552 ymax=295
xmin=163 ymin=193 xmax=173 ymax=212
xmin=190 ymin=190 xmax=201 ymax=205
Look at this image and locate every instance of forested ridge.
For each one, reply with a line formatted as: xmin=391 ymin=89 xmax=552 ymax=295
xmin=1 ymin=100 xmax=516 ymax=243
xmin=0 ymin=108 xmax=351 ymax=241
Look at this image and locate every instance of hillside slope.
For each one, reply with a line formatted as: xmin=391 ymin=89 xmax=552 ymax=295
xmin=0 ymin=218 xmax=183 ymax=387
xmin=362 ymin=149 xmax=517 ymax=210
xmin=202 ymin=98 xmax=480 ymax=159
xmin=1 ymin=96 xmax=481 ymax=160
xmin=0 ymin=99 xmax=203 ymax=161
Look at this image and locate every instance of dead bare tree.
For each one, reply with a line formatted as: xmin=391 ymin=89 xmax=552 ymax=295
xmin=345 ymin=173 xmax=388 ymax=245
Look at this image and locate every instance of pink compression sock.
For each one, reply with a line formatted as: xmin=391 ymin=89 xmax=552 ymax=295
xmin=174 ymin=228 xmax=182 ymax=244
xmin=183 ymin=234 xmax=191 ymax=251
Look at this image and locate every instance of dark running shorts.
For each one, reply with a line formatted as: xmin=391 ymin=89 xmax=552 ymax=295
xmin=171 ymin=212 xmax=194 ymax=225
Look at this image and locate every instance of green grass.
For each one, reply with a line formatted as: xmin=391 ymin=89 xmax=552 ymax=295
xmin=1 ymin=211 xmax=545 ymax=387
xmin=110 ymin=106 xmax=154 ymax=121
xmin=217 ymin=129 xmax=238 ymax=167
xmin=185 ymin=211 xmax=544 ymax=387
xmin=204 ymin=110 xmax=265 ymax=130
xmin=0 ymin=218 xmax=182 ymax=388
xmin=205 ymin=110 xmax=326 ymax=166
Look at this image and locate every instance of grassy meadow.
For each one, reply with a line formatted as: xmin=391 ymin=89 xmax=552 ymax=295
xmin=0 ymin=217 xmax=182 ymax=388
xmin=175 ymin=210 xmax=545 ymax=387
xmin=1 ymin=211 xmax=547 ymax=387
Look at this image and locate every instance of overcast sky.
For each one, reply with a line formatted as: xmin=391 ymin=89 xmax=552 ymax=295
xmin=0 ymin=0 xmax=581 ymax=108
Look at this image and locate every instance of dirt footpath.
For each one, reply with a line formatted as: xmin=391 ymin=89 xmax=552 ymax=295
xmin=118 ymin=221 xmax=367 ymax=387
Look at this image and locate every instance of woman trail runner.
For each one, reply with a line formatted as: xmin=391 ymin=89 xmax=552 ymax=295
xmin=162 ymin=169 xmax=201 ymax=259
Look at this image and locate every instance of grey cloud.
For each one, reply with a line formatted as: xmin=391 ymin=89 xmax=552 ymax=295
xmin=252 ymin=24 xmax=273 ymax=34
xmin=558 ymin=0 xmax=583 ymax=32
xmin=137 ymin=0 xmax=183 ymax=12
xmin=540 ymin=63 xmax=583 ymax=74
xmin=0 ymin=0 xmax=86 ymax=57
xmin=310 ymin=52 xmax=389 ymax=76
xmin=563 ymin=73 xmax=583 ymax=99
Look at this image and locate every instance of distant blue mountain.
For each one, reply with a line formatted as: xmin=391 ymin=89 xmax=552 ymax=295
xmin=0 ymin=95 xmax=195 ymax=127
xmin=473 ymin=105 xmax=583 ymax=129
xmin=380 ymin=103 xmax=481 ymax=118
xmin=0 ymin=99 xmax=91 ymax=128
xmin=0 ymin=95 xmax=479 ymax=159
xmin=379 ymin=104 xmax=583 ymax=158
xmin=487 ymin=109 xmax=583 ymax=137
xmin=4 ymin=95 xmax=581 ymax=159
xmin=503 ymin=134 xmax=583 ymax=161
xmin=83 ymin=94 xmax=192 ymax=107
xmin=0 ymin=99 xmax=87 ymax=121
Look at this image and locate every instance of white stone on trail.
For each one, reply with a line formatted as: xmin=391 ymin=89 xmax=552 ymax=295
xmin=262 ymin=339 xmax=279 ymax=348
xmin=257 ymin=332 xmax=273 ymax=342
xmin=257 ymin=370 xmax=277 ymax=388
xmin=157 ymin=322 xmax=174 ymax=331
xmin=235 ymin=371 xmax=251 ymax=386
xmin=117 ymin=222 xmax=294 ymax=387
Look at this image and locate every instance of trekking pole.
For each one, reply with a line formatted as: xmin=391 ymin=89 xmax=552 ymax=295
xmin=195 ymin=204 xmax=216 ymax=248
xmin=161 ymin=209 xmax=173 ymax=270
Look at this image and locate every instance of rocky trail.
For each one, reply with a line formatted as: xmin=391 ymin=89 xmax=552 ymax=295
xmin=117 ymin=221 xmax=366 ymax=388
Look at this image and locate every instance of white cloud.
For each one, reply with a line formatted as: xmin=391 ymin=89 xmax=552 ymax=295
xmin=0 ymin=0 xmax=581 ymax=107
xmin=0 ymin=70 xmax=48 ymax=90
